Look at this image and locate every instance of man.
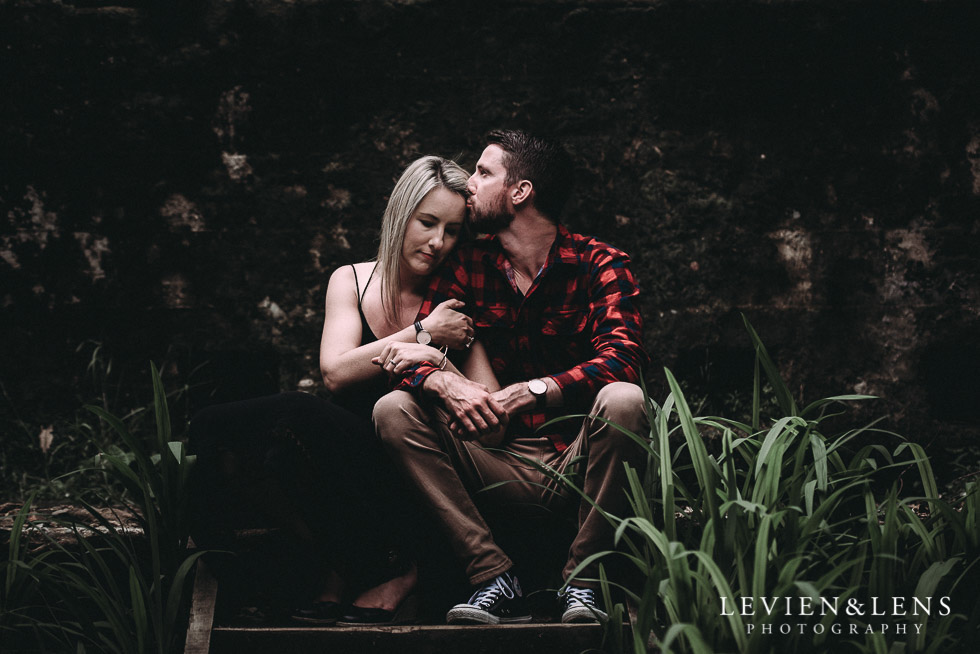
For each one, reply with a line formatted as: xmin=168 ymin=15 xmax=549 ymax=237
xmin=373 ymin=129 xmax=648 ymax=624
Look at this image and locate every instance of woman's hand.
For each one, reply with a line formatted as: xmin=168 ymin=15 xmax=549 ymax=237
xmin=374 ymin=342 xmax=446 ymax=376
xmin=420 ymin=299 xmax=474 ymax=349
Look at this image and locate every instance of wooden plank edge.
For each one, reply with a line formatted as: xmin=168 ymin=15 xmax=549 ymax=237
xmin=184 ymin=557 xmax=219 ymax=654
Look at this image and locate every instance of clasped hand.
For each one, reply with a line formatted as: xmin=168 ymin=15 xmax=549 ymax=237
xmin=373 ymin=341 xmax=445 ymax=376
xmin=427 ymin=373 xmax=511 ymax=446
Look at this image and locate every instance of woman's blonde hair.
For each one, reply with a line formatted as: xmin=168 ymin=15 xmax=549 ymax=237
xmin=376 ymin=156 xmax=469 ymax=324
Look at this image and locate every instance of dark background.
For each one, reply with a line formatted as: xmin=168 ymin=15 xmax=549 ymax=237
xmin=2 ymin=0 xmax=978 ymax=484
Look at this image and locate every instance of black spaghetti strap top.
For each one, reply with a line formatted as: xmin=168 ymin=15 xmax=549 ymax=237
xmin=352 ymin=264 xmax=380 ymax=344
xmin=336 ymin=263 xmax=385 ymax=420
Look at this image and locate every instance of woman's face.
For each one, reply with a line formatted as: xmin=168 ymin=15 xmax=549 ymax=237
xmin=400 ymin=186 xmax=466 ymax=278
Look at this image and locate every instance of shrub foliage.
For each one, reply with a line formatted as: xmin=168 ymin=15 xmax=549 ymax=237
xmin=1 ymin=363 xmax=200 ymax=653
xmin=561 ymin=318 xmax=979 ymax=653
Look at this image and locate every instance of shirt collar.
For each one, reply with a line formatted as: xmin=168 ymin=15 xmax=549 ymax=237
xmin=482 ymin=224 xmax=579 ymax=267
xmin=552 ymin=224 xmax=580 ymax=266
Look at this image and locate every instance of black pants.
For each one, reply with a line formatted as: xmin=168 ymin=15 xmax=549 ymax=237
xmin=187 ymin=391 xmax=414 ymax=601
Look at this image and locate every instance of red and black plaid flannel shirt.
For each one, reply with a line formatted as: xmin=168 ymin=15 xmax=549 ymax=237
xmin=397 ymin=225 xmax=648 ymax=452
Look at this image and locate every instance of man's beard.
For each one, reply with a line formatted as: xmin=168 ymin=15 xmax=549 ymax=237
xmin=469 ymin=195 xmax=514 ymax=234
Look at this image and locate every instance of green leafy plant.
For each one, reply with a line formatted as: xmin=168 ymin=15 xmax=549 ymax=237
xmin=1 ymin=342 xmax=202 ymax=503
xmin=1 ymin=363 xmax=203 ymax=653
xmin=556 ymin=318 xmax=979 ymax=653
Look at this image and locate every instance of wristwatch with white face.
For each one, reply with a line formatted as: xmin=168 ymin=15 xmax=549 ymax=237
xmin=414 ymin=321 xmax=432 ymax=345
xmin=527 ymin=378 xmax=548 ymax=408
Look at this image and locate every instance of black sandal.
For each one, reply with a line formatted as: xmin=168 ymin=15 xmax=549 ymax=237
xmin=291 ymin=600 xmax=344 ymax=625
xmin=336 ymin=594 xmax=420 ymax=626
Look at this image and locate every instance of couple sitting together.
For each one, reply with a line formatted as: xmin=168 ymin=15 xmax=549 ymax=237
xmin=189 ymin=129 xmax=649 ymax=626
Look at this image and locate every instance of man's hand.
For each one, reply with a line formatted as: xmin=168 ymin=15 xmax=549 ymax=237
xmin=424 ymin=371 xmax=508 ymax=441
xmin=491 ymin=383 xmax=538 ymax=415
xmin=421 ymin=299 xmax=474 ymax=349
xmin=493 ymin=376 xmax=564 ymax=414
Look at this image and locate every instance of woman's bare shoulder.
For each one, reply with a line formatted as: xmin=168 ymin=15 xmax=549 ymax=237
xmin=327 ymin=261 xmax=375 ymax=297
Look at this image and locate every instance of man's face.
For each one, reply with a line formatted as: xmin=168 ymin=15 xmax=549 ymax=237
xmin=466 ymin=145 xmax=515 ymax=233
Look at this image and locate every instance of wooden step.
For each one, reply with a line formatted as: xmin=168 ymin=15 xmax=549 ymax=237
xmin=208 ymin=623 xmax=607 ymax=654
xmin=185 ymin=557 xmax=622 ymax=653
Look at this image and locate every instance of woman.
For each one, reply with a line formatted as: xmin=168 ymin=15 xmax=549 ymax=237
xmin=189 ymin=155 xmax=489 ymax=626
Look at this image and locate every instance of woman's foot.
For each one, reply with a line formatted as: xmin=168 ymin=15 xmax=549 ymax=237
xmin=290 ymin=568 xmax=346 ymax=624
xmin=337 ymin=562 xmax=420 ymax=625
xmin=315 ymin=567 xmax=346 ymax=604
xmin=350 ymin=561 xmax=417 ymax=612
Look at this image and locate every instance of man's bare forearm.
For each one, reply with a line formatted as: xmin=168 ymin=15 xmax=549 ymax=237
xmin=492 ymin=377 xmax=562 ymax=415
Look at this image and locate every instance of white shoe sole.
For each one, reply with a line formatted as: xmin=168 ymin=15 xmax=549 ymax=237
xmin=561 ymin=606 xmax=608 ymax=623
xmin=446 ymin=605 xmax=533 ymax=625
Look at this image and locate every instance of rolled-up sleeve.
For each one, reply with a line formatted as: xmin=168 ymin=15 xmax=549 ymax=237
xmin=549 ymin=249 xmax=647 ymax=407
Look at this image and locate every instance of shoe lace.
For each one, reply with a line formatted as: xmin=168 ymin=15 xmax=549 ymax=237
xmin=563 ymin=586 xmax=596 ymax=608
xmin=468 ymin=575 xmax=515 ymax=609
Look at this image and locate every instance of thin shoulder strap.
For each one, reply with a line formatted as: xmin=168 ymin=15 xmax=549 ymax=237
xmin=359 ymin=263 xmax=378 ymax=303
xmin=350 ymin=263 xmax=360 ymax=299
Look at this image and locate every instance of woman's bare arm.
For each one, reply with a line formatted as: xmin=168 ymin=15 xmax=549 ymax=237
xmin=318 ymin=266 xmax=418 ymax=392
xmin=319 ymin=266 xmax=477 ymax=392
xmin=460 ymin=341 xmax=508 ymax=446
xmin=459 ymin=341 xmax=500 ymax=392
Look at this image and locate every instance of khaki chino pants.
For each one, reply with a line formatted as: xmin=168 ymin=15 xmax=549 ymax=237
xmin=373 ymin=382 xmax=648 ymax=587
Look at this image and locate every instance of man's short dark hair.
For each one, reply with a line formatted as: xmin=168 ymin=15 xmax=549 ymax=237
xmin=485 ymin=129 xmax=574 ymax=222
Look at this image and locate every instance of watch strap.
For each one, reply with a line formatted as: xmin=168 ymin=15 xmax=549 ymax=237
xmin=529 ymin=378 xmax=548 ymax=409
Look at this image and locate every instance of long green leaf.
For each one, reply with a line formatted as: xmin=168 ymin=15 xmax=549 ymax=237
xmin=801 ymin=394 xmax=877 ymax=417
xmin=660 ymin=622 xmax=715 ymax=654
xmin=5 ymin=491 xmax=37 ymax=598
xmin=809 ymin=432 xmax=828 ymax=492
xmin=665 ymin=368 xmax=719 ymax=523
xmin=755 ymin=416 xmax=800 ymax=477
xmin=128 ymin=566 xmax=148 ymax=654
xmin=688 ymin=550 xmax=748 ymax=651
xmin=912 ymin=558 xmax=961 ymax=651
xmin=743 ymin=314 xmax=798 ymax=416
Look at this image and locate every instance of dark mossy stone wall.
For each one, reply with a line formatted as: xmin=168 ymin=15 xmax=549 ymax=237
xmin=2 ymin=0 xmax=978 ymax=450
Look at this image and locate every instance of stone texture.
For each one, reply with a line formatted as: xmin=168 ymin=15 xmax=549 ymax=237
xmin=1 ymin=1 xmax=977 ymax=457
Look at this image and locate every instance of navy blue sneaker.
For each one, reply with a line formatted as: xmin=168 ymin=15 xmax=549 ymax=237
xmin=446 ymin=571 xmax=532 ymax=625
xmin=560 ymin=586 xmax=608 ymax=623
